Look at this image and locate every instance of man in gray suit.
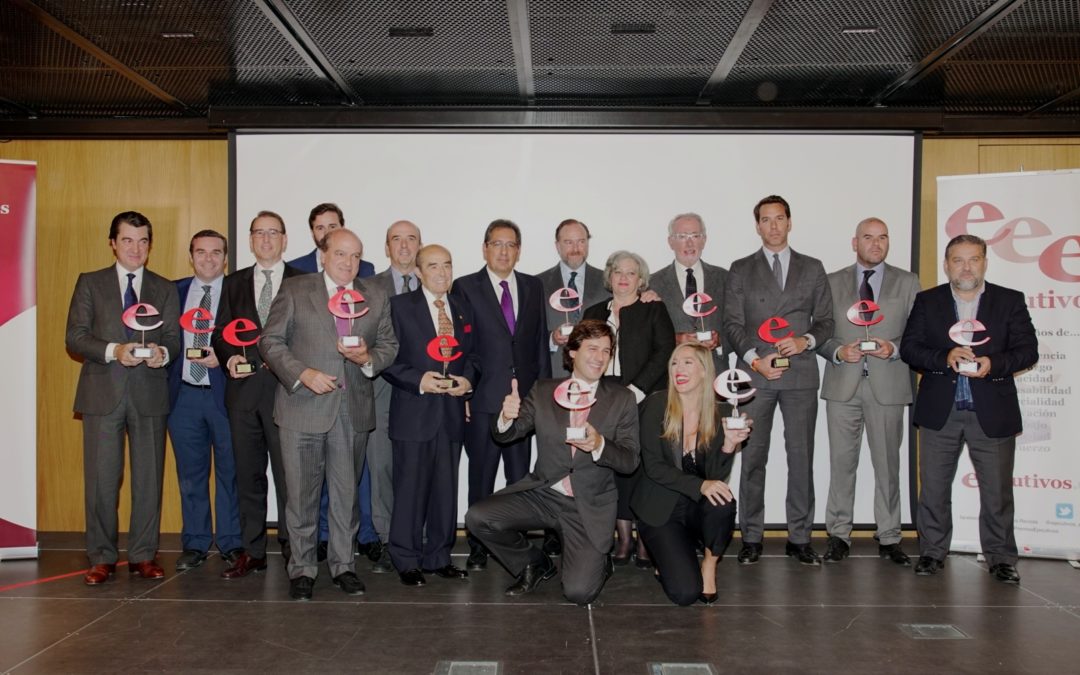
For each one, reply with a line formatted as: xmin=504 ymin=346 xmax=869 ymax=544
xmin=536 ymin=219 xmax=607 ymax=378
xmin=647 ymin=213 xmax=728 ymax=366
xmin=724 ymin=195 xmax=834 ymax=566
xmin=260 ymin=228 xmax=398 ymax=600
xmin=817 ymin=218 xmax=920 ymax=566
xmin=365 ymin=219 xmax=422 ymax=572
xmin=465 ymin=320 xmax=640 ymax=606
xmin=66 ymin=211 xmax=181 ymax=585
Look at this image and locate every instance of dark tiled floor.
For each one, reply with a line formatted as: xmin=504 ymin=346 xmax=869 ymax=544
xmin=1 ymin=534 xmax=1078 ymax=674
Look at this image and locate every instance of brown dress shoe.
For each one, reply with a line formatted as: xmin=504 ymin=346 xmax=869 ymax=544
xmin=221 ymin=552 xmax=268 ymax=579
xmin=129 ymin=560 xmax=165 ymax=579
xmin=84 ymin=563 xmax=116 ymax=585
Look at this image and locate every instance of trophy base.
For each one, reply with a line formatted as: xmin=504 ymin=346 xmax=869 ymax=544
xmin=132 ymin=346 xmax=154 ymax=359
xmin=958 ymin=361 xmax=978 ymax=374
xmin=695 ymin=331 xmax=713 ymax=343
xmin=859 ymin=340 xmax=878 ymax=352
xmin=559 ymin=324 xmax=574 ymax=337
xmin=340 ymin=336 xmax=360 ymax=348
xmin=773 ymin=357 xmax=790 ymax=369
xmin=726 ymin=416 xmax=746 ymax=430
xmin=235 ymin=363 xmax=255 ymax=374
xmin=565 ymin=426 xmax=586 ymax=441
xmin=186 ymin=348 xmax=209 ymax=360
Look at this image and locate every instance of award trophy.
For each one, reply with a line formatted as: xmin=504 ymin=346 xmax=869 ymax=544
xmin=548 ymin=287 xmax=582 ymax=338
xmin=180 ymin=306 xmax=214 ymax=360
xmin=328 ymin=287 xmax=369 ymax=348
xmin=949 ymin=318 xmax=990 ymax=374
xmin=681 ymin=291 xmax=719 ymax=346
xmin=846 ymin=299 xmax=884 ymax=352
xmin=713 ymin=352 xmax=756 ymax=429
xmin=757 ymin=316 xmax=793 ymax=369
xmin=426 ymin=335 xmax=463 ymax=387
xmin=222 ymin=317 xmax=260 ymax=374
xmin=553 ymin=378 xmax=596 ymax=441
xmin=121 ymin=302 xmax=162 ymax=360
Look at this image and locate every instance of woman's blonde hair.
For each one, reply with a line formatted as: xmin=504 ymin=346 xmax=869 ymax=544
xmin=661 ymin=342 xmax=717 ymax=451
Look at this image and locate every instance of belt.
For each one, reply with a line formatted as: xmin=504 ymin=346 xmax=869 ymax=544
xmin=182 ymin=382 xmax=212 ymax=390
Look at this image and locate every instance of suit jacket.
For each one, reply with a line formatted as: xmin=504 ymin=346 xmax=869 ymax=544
xmin=537 ymin=263 xmax=608 ymax=377
xmin=724 ymin=248 xmax=834 ymax=390
xmin=900 ymin=282 xmax=1038 ymax=438
xmin=367 ymin=268 xmax=397 ymax=298
xmin=630 ymin=393 xmax=736 ymax=527
xmin=259 ymin=273 xmax=398 ymax=434
xmin=288 ymin=249 xmax=375 ymax=278
xmin=492 ymin=378 xmax=640 ymax=553
xmin=167 ymin=276 xmax=227 ymax=417
xmin=650 ymin=260 xmax=729 ymax=356
xmin=382 ymin=288 xmax=481 ymax=443
xmin=454 ymin=267 xmax=551 ymax=413
xmin=582 ymin=298 xmax=674 ymax=395
xmin=211 ymin=263 xmax=305 ymax=412
xmin=818 ymin=263 xmax=921 ymax=405
xmin=66 ymin=266 xmax=181 ymax=416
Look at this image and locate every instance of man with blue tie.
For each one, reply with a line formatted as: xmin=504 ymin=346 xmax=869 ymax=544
xmin=455 ymin=220 xmax=551 ymax=570
xmin=167 ymin=230 xmax=242 ymax=571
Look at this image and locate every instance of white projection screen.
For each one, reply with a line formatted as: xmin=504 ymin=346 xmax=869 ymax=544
xmin=234 ymin=131 xmax=917 ymax=530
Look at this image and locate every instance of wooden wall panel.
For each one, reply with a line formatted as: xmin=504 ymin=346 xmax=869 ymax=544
xmin=0 ymin=139 xmax=228 ymax=533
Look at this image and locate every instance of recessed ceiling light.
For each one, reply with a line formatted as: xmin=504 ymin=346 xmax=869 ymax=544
xmin=611 ymin=22 xmax=656 ymax=35
xmin=841 ymin=27 xmax=878 ymax=35
xmin=161 ymin=32 xmax=195 ymax=39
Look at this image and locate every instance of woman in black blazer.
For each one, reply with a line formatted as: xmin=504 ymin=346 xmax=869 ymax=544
xmin=631 ymin=342 xmax=752 ymax=606
xmin=583 ymin=250 xmax=675 ymax=566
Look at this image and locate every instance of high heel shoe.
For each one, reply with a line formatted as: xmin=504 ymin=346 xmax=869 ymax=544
xmin=699 ymin=592 xmax=718 ymax=605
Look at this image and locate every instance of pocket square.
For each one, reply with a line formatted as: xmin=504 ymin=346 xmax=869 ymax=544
xmin=464 ymin=324 xmax=472 ymax=334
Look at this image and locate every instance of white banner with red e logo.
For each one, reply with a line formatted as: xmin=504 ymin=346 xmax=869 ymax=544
xmin=0 ymin=160 xmax=37 ymax=560
xmin=938 ymin=169 xmax=1080 ymax=560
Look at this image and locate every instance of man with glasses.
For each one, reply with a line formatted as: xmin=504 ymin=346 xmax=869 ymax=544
xmin=455 ymin=219 xmax=551 ymax=571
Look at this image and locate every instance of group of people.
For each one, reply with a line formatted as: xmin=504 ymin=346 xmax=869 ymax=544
xmin=65 ymin=194 xmax=1038 ymax=607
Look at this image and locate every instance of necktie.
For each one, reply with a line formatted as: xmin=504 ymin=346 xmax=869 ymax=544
xmin=257 ymin=270 xmax=273 ymax=325
xmin=335 ymin=285 xmax=351 ymax=337
xmin=684 ymin=268 xmax=697 ymax=299
xmin=434 ymin=298 xmax=453 ymax=357
xmin=402 ymin=274 xmax=411 ymax=294
xmin=859 ymin=269 xmax=875 ymax=321
xmin=772 ymin=253 xmax=784 ymax=291
xmin=124 ymin=273 xmax=137 ymax=337
xmin=566 ymin=271 xmax=581 ymax=323
xmin=499 ymin=280 xmax=516 ymax=335
xmin=561 ymin=403 xmax=591 ymax=497
xmin=189 ymin=284 xmax=212 ymax=382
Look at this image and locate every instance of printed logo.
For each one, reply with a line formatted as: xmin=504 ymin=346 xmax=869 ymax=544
xmin=1055 ymin=503 xmax=1074 ymax=520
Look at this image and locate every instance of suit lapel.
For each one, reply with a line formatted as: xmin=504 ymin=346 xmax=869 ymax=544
xmin=310 ymin=277 xmax=338 ymax=338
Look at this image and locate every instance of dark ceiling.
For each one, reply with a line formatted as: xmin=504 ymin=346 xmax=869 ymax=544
xmin=2 ymin=0 xmax=1079 ymax=136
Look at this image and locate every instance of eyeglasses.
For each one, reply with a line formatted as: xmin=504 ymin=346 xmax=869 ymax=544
xmin=486 ymin=241 xmax=519 ymax=250
xmin=670 ymin=233 xmax=704 ymax=242
xmin=251 ymin=229 xmax=284 ymax=238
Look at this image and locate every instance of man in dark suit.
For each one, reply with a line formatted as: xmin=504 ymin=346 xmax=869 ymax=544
xmin=288 ymin=202 xmax=376 ymax=277
xmin=901 ymin=234 xmax=1037 ymax=584
xmin=383 ymin=244 xmax=479 ymax=586
xmin=166 ymin=229 xmax=241 ymax=572
xmin=465 ymin=320 xmax=640 ymax=605
xmin=536 ymin=219 xmax=607 ymax=378
xmin=724 ymin=195 xmax=834 ymax=566
xmin=65 ymin=211 xmax=180 ymax=585
xmin=213 ymin=210 xmax=303 ymax=579
xmin=648 ymin=213 xmax=729 ymax=366
xmin=364 ymin=220 xmax=423 ymax=573
xmin=817 ymin=218 xmax=920 ymax=566
xmin=455 ymin=219 xmax=551 ymax=570
xmin=261 ymin=228 xmax=398 ymax=600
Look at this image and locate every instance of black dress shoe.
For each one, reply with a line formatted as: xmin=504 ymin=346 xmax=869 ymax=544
xmin=425 ymin=564 xmax=469 ymax=580
xmin=914 ymin=556 xmax=945 ymax=576
xmin=362 ymin=541 xmax=385 ymax=563
xmin=317 ymin=541 xmax=329 ymax=562
xmin=466 ymin=548 xmax=488 ymax=571
xmin=823 ymin=536 xmax=849 ymax=563
xmin=505 ymin=557 xmax=557 ymax=596
xmin=878 ymin=543 xmax=912 ymax=566
xmin=221 ymin=548 xmax=244 ymax=565
xmin=989 ymin=563 xmax=1021 ymax=584
xmin=612 ymin=552 xmax=631 ymax=566
xmin=175 ymin=549 xmax=208 ymax=571
xmin=333 ymin=571 xmax=366 ymax=595
xmin=371 ymin=548 xmax=393 ymax=574
xmin=737 ymin=542 xmax=763 ymax=565
xmin=542 ymin=530 xmax=562 ymax=557
xmin=399 ymin=568 xmax=427 ymax=586
xmin=289 ymin=575 xmax=314 ymax=601
xmin=634 ymin=554 xmax=654 ymax=570
xmin=699 ymin=592 xmax=718 ymax=605
xmin=785 ymin=541 xmax=822 ymax=566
